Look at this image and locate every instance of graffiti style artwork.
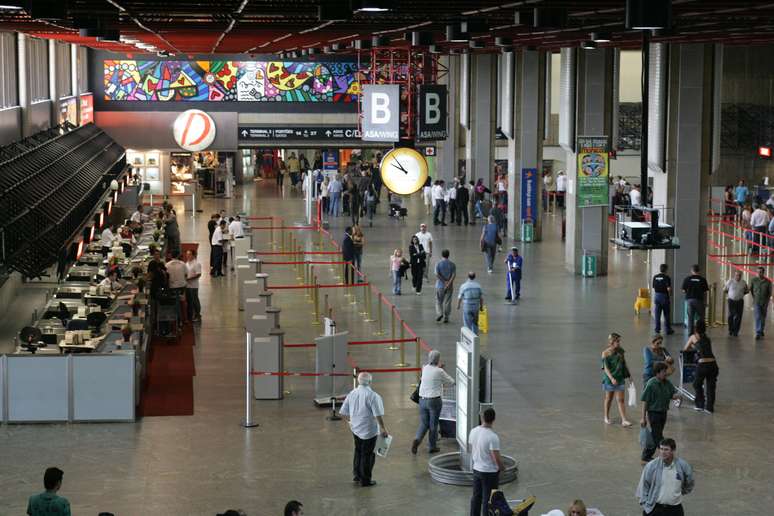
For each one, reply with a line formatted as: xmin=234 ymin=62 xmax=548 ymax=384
xmin=104 ymin=60 xmax=361 ymax=103
xmin=103 ymin=60 xmax=238 ymax=101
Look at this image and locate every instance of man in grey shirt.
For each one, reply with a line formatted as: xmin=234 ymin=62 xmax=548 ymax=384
xmin=457 ymin=272 xmax=484 ymax=335
xmin=724 ymin=270 xmax=748 ymax=337
xmin=434 ymin=249 xmax=456 ymax=323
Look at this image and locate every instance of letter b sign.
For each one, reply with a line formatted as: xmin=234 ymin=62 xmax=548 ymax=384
xmin=362 ymin=85 xmax=400 ymax=142
xmin=417 ymin=85 xmax=447 ymax=141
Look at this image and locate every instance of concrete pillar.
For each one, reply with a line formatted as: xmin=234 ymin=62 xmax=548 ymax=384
xmin=437 ymin=54 xmax=459 ymax=184
xmin=48 ymin=39 xmax=58 ymax=125
xmin=17 ymin=33 xmax=31 ymax=138
xmin=71 ymin=44 xmax=80 ymax=125
xmin=506 ymin=50 xmax=546 ymax=243
xmin=564 ymin=48 xmax=615 ymax=275
xmin=659 ymin=44 xmax=718 ymax=322
xmin=464 ymin=53 xmax=496 ymax=184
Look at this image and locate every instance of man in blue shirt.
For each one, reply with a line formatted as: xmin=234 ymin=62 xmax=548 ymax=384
xmin=457 ymin=272 xmax=484 ymax=334
xmin=27 ymin=467 xmax=71 ymax=516
xmin=735 ymin=179 xmax=749 ymax=206
xmin=435 ymin=249 xmax=456 ymax=323
xmin=504 ymin=247 xmax=523 ymax=304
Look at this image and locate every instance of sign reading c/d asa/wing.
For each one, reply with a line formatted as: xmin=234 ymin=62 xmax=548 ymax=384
xmin=361 ymin=84 xmax=400 ymax=142
xmin=238 ymin=126 xmax=361 ymax=141
xmin=576 ymin=135 xmax=609 ymax=207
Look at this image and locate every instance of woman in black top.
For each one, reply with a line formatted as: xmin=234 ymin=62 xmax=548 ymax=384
xmin=408 ymin=235 xmax=426 ymax=295
xmin=683 ymin=319 xmax=719 ymax=413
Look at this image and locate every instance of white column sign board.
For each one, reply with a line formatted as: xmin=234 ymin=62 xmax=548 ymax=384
xmin=362 ymin=85 xmax=400 ymax=142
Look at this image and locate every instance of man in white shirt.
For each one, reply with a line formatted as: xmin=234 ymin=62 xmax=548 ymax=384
xmin=412 ymin=350 xmax=455 ymax=455
xmin=100 ymin=225 xmax=116 ymax=255
xmin=555 ymin=171 xmax=567 ymax=209
xmin=630 ymin=184 xmax=642 ymax=207
xmin=415 ymin=224 xmax=434 ymax=279
xmin=432 ymin=181 xmax=446 ymax=226
xmin=750 ymin=203 xmax=770 ymax=254
xmin=468 ymin=408 xmax=503 ymax=516
xmin=98 ymin=268 xmax=121 ymax=293
xmin=724 ymin=270 xmax=748 ymax=337
xmin=211 ymin=221 xmax=225 ymax=277
xmin=185 ymin=249 xmax=202 ymax=321
xmin=339 ymin=372 xmax=389 ymax=487
xmin=166 ymin=251 xmax=188 ymax=291
xmin=130 ymin=205 xmax=146 ymax=225
xmin=228 ymin=215 xmax=245 ymax=239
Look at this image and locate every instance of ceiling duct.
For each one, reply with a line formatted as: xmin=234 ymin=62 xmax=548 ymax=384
xmin=514 ymin=9 xmax=534 ymax=26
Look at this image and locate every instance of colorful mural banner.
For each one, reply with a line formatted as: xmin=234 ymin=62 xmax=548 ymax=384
xmin=103 ymin=60 xmax=361 ymax=103
xmin=576 ymin=135 xmax=609 ymax=207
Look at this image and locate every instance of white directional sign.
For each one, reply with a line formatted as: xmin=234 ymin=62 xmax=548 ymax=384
xmin=361 ymin=84 xmax=400 ymax=142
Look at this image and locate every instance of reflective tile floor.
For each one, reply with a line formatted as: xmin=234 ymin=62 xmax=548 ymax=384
xmin=2 ymin=181 xmax=773 ymax=515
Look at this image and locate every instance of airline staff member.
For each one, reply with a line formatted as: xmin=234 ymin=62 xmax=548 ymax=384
xmin=681 ymin=264 xmax=709 ymax=334
xmin=652 ymin=264 xmax=674 ymax=335
xmin=211 ymin=221 xmax=226 ymax=277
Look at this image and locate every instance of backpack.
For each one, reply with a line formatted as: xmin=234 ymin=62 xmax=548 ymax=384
xmin=488 ymin=490 xmax=514 ymax=516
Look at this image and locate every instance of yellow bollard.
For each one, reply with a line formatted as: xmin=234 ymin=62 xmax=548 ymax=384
xmin=395 ymin=323 xmax=408 ymax=367
xmin=387 ymin=309 xmax=399 ymax=350
xmin=373 ymin=293 xmax=385 ymax=336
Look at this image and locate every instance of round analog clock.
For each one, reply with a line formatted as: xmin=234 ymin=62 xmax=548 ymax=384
xmin=379 ymin=147 xmax=429 ymax=195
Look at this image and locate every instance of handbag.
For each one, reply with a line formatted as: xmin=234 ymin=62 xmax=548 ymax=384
xmin=410 ymin=381 xmax=421 ymax=404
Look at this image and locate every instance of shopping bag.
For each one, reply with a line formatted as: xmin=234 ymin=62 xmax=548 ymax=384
xmin=479 ymin=306 xmax=489 ymax=334
xmin=639 ymin=426 xmax=654 ymax=450
xmin=627 ymin=382 xmax=637 ymax=407
xmin=375 ymin=434 xmax=393 ymax=458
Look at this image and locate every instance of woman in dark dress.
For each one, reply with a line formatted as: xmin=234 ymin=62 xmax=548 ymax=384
xmin=408 ymin=235 xmax=426 ymax=295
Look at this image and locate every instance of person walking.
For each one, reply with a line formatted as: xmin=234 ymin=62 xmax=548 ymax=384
xmin=320 ymin=176 xmax=330 ymax=214
xmin=415 ymin=224 xmax=434 ymax=279
xmin=468 ymin=408 xmax=503 ymax=516
xmin=328 ymin=174 xmax=343 ymax=216
xmin=456 ymin=179 xmax=470 ymax=225
xmin=341 ymin=227 xmax=355 ymax=285
xmin=286 ymin=152 xmax=300 ymax=188
xmin=601 ymin=333 xmax=633 ymax=427
xmin=434 ymin=249 xmax=456 ymax=323
xmin=389 ymin=249 xmax=406 ymax=295
xmin=423 ymin=178 xmax=433 ymax=215
xmin=652 ymin=263 xmax=674 ymax=335
xmin=724 ymin=270 xmax=748 ymax=336
xmin=349 ymin=180 xmax=362 ymax=225
xmin=432 ymin=180 xmax=447 ymax=225
xmin=457 ymin=272 xmax=484 ymax=335
xmin=643 ymin=335 xmax=673 ymax=385
xmin=636 ymin=438 xmax=694 ymax=516
xmin=448 ymin=179 xmax=458 ymax=224
xmin=555 ymin=170 xmax=567 ymax=209
xmin=185 ymin=249 xmax=202 ymax=322
xmin=351 ymin=225 xmax=364 ymax=272
xmin=480 ymin=215 xmax=500 ymax=273
xmin=683 ymin=320 xmax=719 ymax=414
xmin=284 ymin=500 xmax=303 ymax=516
xmin=26 ymin=467 xmax=71 ymax=516
xmin=750 ymin=266 xmax=772 ymax=339
xmin=640 ymin=363 xmax=680 ymax=464
xmin=750 ymin=203 xmax=770 ymax=255
xmin=408 ymin=235 xmax=426 ymax=295
xmin=681 ymin=264 xmax=709 ymax=334
xmin=339 ymin=372 xmax=389 ymax=487
xmin=365 ymin=181 xmax=378 ymax=227
xmin=411 ymin=350 xmax=455 ymax=455
xmin=504 ymin=247 xmax=523 ymax=304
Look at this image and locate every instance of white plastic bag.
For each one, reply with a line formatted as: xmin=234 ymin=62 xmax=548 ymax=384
xmin=375 ymin=434 xmax=393 ymax=458
xmin=627 ymin=382 xmax=637 ymax=407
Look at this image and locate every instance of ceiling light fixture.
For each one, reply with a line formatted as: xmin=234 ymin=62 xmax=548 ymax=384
xmin=494 ymin=37 xmax=512 ymax=47
xmin=590 ymin=32 xmax=611 ymax=43
xmin=580 ymin=40 xmax=598 ymax=50
xmin=353 ymin=0 xmax=395 ymax=13
xmin=626 ymin=0 xmax=672 ymax=30
xmin=446 ymin=24 xmax=469 ymax=43
xmin=0 ymin=3 xmax=24 ymax=10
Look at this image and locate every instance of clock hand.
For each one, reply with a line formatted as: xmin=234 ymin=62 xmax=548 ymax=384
xmin=391 ymin=159 xmax=409 ymax=174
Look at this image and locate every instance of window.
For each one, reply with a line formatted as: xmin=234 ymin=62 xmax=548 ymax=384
xmin=56 ymin=42 xmax=72 ymax=98
xmin=78 ymin=46 xmax=88 ymax=93
xmin=0 ymin=32 xmax=17 ymax=108
xmin=26 ymin=37 xmax=49 ymax=102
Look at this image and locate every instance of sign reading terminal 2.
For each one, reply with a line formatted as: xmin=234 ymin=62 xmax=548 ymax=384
xmin=173 ymin=109 xmax=216 ymax=151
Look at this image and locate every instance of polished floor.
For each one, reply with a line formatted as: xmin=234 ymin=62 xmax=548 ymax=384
xmin=2 ymin=181 xmax=773 ymax=516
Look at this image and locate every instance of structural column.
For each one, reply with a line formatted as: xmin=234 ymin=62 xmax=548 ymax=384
xmin=650 ymin=44 xmax=719 ymax=322
xmin=505 ymin=49 xmax=546 ymax=242
xmin=436 ymin=54 xmax=459 ymax=184
xmin=463 ymin=53 xmax=496 ymax=184
xmin=564 ymin=47 xmax=615 ymax=275
xmin=71 ymin=43 xmax=81 ymax=126
xmin=48 ymin=39 xmax=59 ymax=126
xmin=17 ymin=33 xmax=31 ymax=138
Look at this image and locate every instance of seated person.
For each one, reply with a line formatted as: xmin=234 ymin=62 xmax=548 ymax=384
xmin=98 ymin=268 xmax=122 ymax=293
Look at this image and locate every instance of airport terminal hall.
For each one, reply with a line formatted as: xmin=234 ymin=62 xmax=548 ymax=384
xmin=3 ymin=0 xmax=774 ymax=515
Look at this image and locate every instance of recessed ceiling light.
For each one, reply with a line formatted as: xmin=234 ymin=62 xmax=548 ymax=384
xmin=580 ymin=40 xmax=597 ymax=50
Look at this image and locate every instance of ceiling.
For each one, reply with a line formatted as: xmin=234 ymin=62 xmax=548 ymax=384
xmin=2 ymin=1 xmax=774 ymax=56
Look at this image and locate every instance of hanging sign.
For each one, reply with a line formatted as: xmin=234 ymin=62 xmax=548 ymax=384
xmin=361 ymin=85 xmax=400 ymax=142
xmin=576 ymin=135 xmax=609 ymax=207
xmin=173 ymin=109 xmax=217 ymax=151
xmin=417 ymin=85 xmax=448 ymax=140
xmin=520 ymin=168 xmax=538 ymax=223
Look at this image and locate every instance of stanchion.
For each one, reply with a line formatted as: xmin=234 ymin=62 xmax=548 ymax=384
xmin=719 ymin=293 xmax=727 ymax=326
xmin=324 ymin=293 xmax=329 ymax=318
xmin=349 ymin=265 xmax=357 ymax=304
xmin=312 ymin=277 xmax=321 ymax=325
xmin=318 ymin=228 xmax=324 ymax=249
xmin=373 ymin=294 xmax=385 ymax=336
xmin=296 ymin=243 xmax=303 ymax=281
xmin=307 ymin=265 xmax=315 ymax=302
xmin=241 ymin=331 xmax=259 ymax=428
xmin=341 ymin=262 xmax=348 ymax=289
xmin=281 ymin=229 xmax=286 ymax=252
xmin=415 ymin=338 xmax=422 ymax=383
xmin=387 ymin=309 xmax=399 ymax=350
xmin=395 ymin=323 xmax=408 ymax=367
xmin=359 ymin=282 xmax=369 ymax=316
xmin=269 ymin=217 xmax=275 ymax=247
xmin=708 ymin=283 xmax=717 ymax=326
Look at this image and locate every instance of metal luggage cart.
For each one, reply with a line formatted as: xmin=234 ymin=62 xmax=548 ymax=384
xmin=674 ymin=350 xmax=697 ymax=407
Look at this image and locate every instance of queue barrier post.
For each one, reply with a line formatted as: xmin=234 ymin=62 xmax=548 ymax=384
xmin=364 ymin=285 xmax=375 ymax=322
xmin=415 ymin=338 xmax=422 ymax=383
xmin=312 ymin=276 xmax=321 ymax=325
xmin=349 ymin=265 xmax=357 ymax=304
xmin=341 ymin=262 xmax=348 ymax=289
xmin=387 ymin=308 xmax=399 ymax=350
xmin=324 ymin=293 xmax=330 ymax=318
xmin=719 ymin=292 xmax=727 ymax=326
xmin=395 ymin=322 xmax=408 ymax=368
xmin=373 ymin=293 xmax=385 ymax=336
xmin=281 ymin=228 xmax=286 ymax=252
xmin=708 ymin=282 xmax=717 ymax=326
xmin=359 ymin=282 xmax=369 ymax=316
xmin=269 ymin=217 xmax=275 ymax=247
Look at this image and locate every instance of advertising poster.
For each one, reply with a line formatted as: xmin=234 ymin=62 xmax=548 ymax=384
xmin=520 ymin=168 xmax=538 ymax=223
xmin=576 ymin=135 xmax=609 ymax=207
xmin=80 ymin=93 xmax=94 ymax=125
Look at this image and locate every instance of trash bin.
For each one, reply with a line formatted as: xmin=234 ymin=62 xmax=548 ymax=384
xmin=521 ymin=221 xmax=534 ymax=242
xmin=582 ymin=251 xmax=598 ymax=277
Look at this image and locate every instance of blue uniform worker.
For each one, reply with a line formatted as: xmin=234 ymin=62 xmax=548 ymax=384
xmin=504 ymin=248 xmax=523 ymax=303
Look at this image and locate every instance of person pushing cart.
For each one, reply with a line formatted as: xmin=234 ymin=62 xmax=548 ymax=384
xmin=504 ymin=247 xmax=523 ymax=305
